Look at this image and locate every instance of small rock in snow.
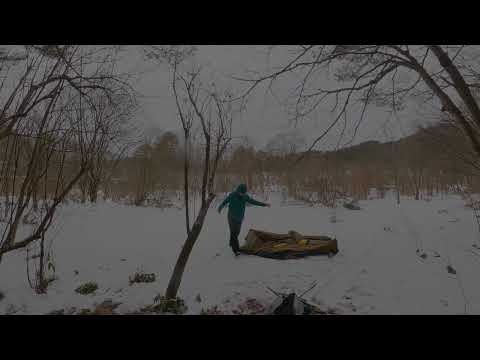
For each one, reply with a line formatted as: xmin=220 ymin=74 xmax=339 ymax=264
xmin=447 ymin=265 xmax=457 ymax=275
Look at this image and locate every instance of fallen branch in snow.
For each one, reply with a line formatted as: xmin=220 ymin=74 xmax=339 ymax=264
xmin=298 ymin=281 xmax=318 ymax=298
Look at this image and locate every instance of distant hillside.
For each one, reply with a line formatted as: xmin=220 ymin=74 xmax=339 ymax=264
xmin=298 ymin=121 xmax=466 ymax=167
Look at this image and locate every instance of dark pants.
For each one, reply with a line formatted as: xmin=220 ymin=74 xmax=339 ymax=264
xmin=228 ymin=215 xmax=242 ymax=253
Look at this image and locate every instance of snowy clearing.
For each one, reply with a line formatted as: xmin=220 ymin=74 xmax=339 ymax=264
xmin=1 ymin=192 xmax=480 ymax=315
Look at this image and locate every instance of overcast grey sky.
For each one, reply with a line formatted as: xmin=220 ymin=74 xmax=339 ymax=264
xmin=2 ymin=45 xmax=439 ymax=151
xmin=120 ymin=45 xmax=442 ymax=151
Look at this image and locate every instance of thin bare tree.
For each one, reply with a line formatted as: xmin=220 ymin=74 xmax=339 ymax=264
xmin=145 ymin=46 xmax=235 ymax=300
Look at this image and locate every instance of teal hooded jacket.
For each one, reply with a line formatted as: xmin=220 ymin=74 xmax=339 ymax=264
xmin=217 ymin=184 xmax=267 ymax=223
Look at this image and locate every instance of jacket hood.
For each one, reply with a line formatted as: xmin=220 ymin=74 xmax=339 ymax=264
xmin=236 ymin=183 xmax=247 ymax=194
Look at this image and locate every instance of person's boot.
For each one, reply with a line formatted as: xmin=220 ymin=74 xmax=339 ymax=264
xmin=231 ymin=246 xmax=240 ymax=257
xmin=232 ymin=241 xmax=241 ymax=256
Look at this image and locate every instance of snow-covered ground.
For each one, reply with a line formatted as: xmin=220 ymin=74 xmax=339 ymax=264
xmin=1 ymin=192 xmax=480 ymax=315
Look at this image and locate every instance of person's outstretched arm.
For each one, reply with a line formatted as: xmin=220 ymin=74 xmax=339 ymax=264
xmin=218 ymin=193 xmax=232 ymax=213
xmin=246 ymin=196 xmax=270 ymax=207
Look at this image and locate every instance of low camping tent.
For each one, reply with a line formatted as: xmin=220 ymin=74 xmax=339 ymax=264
xmin=239 ymin=229 xmax=339 ymax=260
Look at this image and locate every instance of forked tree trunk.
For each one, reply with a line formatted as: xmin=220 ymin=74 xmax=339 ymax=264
xmin=165 ymin=193 xmax=215 ymax=300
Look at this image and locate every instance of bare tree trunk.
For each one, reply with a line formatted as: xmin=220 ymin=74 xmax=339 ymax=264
xmin=36 ymin=230 xmax=47 ymax=294
xmin=184 ymin=137 xmax=191 ymax=234
xmin=32 ymin=186 xmax=39 ymax=211
xmin=411 ymin=60 xmax=480 ymax=158
xmin=143 ymin=48 xmax=233 ymax=301
xmin=428 ymin=46 xmax=480 ymax=129
xmin=165 ymin=193 xmax=215 ymax=299
xmin=135 ymin=157 xmax=148 ymax=206
xmin=394 ymin=168 xmax=400 ymax=204
xmin=80 ymin=176 xmax=87 ymax=204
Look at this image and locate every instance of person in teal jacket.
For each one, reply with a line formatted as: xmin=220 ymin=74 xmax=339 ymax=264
xmin=218 ymin=183 xmax=270 ymax=256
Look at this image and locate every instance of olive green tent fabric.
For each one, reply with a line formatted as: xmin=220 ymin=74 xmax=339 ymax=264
xmin=239 ymin=229 xmax=339 ymax=259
